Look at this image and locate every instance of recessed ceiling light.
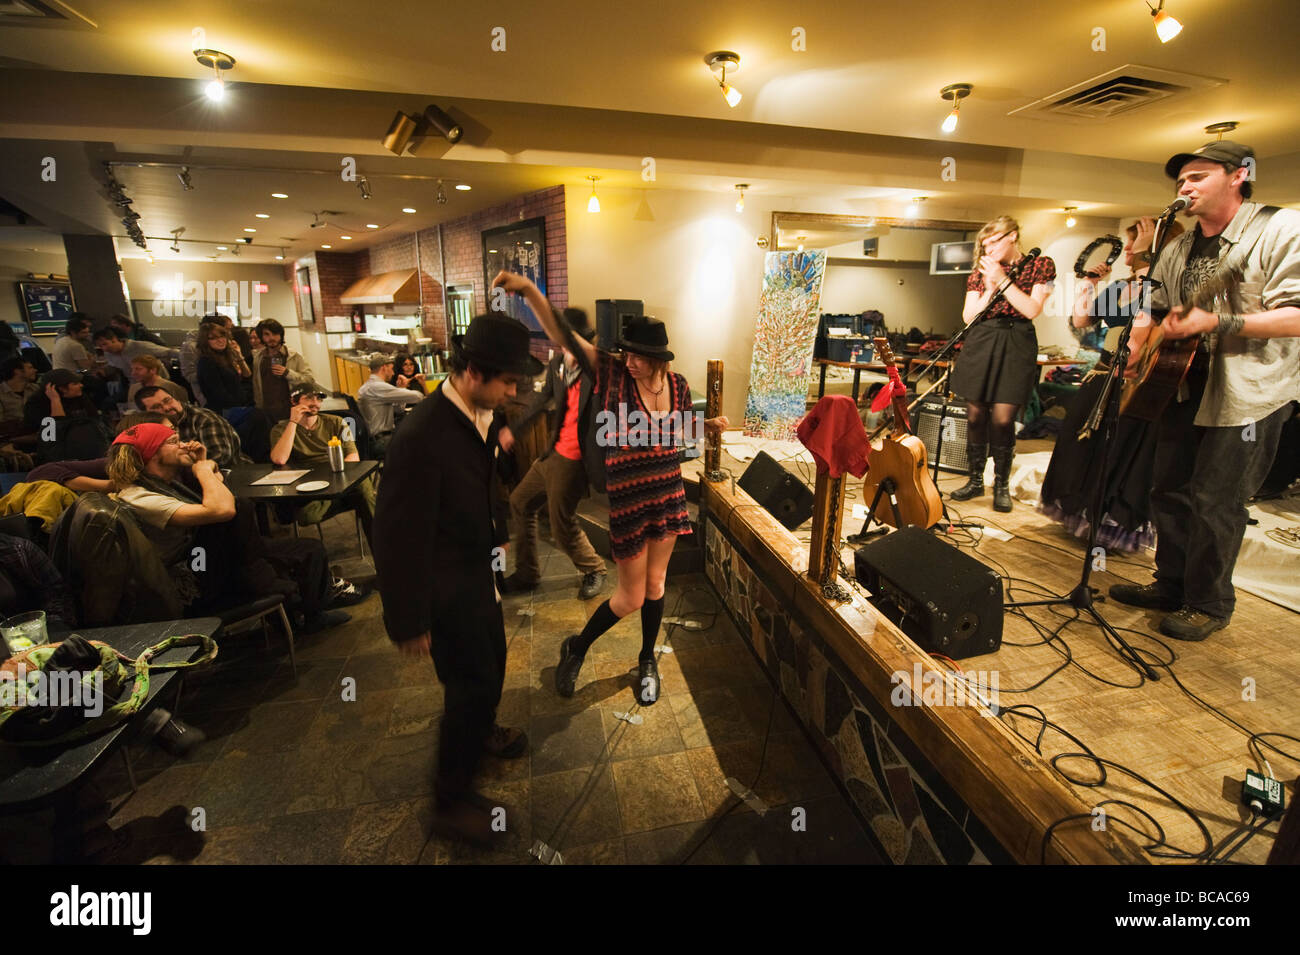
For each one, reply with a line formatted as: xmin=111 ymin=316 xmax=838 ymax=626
xmin=255 ymin=213 xmax=270 ymax=219
xmin=402 ymin=208 xmax=416 ymax=214
xmin=271 ymin=193 xmax=288 ymax=199
xmin=243 ymin=228 xmax=256 ymax=233
xmin=340 ymin=235 xmax=352 ymax=240
xmin=321 ymin=244 xmax=332 ymax=249
xmin=217 ymin=246 xmax=228 ymax=250
xmin=366 ymin=223 xmax=379 ymax=229
xmin=455 ymin=184 xmax=471 ymax=191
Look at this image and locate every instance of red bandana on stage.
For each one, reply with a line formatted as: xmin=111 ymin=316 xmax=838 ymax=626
xmin=796 ymin=395 xmax=871 ymax=479
xmin=870 ymin=365 xmax=909 ymax=431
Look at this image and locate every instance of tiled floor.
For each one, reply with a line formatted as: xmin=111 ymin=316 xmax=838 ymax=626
xmin=11 ymin=518 xmax=880 ymax=865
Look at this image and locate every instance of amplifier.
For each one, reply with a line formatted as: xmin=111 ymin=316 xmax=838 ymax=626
xmin=737 ymin=450 xmax=815 ymax=530
xmin=853 ymin=527 xmax=1002 ymax=658
xmin=915 ymin=398 xmax=969 ymax=472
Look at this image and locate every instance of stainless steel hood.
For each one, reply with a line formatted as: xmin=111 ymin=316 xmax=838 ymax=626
xmin=339 ymin=269 xmax=420 ymax=305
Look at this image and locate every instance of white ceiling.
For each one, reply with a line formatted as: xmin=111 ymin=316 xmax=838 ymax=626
xmin=1 ymin=0 xmax=1297 ymax=264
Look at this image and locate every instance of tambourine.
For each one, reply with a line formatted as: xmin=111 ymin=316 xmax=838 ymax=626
xmin=1074 ymin=235 xmax=1124 ymax=279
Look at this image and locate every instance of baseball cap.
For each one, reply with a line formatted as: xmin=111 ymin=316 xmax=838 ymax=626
xmin=290 ymin=380 xmax=329 ymax=401
xmin=44 ymin=368 xmax=82 ymax=388
xmin=368 ymin=352 xmax=394 ymax=371
xmin=1165 ymin=140 xmax=1255 ymax=179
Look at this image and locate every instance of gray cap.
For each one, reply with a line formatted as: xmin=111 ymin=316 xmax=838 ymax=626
xmin=1165 ymin=140 xmax=1255 ymax=179
xmin=368 ymin=352 xmax=394 ymax=371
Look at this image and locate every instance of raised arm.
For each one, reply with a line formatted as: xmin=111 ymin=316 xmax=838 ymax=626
xmin=490 ymin=271 xmax=597 ymax=370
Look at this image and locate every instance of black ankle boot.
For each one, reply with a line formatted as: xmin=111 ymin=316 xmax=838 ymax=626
xmin=949 ymin=442 xmax=988 ymax=501
xmin=991 ymin=445 xmax=1014 ymax=512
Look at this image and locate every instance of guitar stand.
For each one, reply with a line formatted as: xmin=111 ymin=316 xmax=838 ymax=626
xmin=846 ymin=476 xmax=905 ymax=542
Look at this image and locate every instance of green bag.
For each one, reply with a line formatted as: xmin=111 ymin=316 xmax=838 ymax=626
xmin=0 ymin=633 xmax=217 ymax=746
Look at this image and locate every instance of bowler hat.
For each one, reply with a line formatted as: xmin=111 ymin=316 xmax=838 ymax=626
xmin=618 ymin=316 xmax=674 ymax=361
xmin=453 ymin=313 xmax=544 ymax=377
xmin=1165 ymin=140 xmax=1255 ymax=179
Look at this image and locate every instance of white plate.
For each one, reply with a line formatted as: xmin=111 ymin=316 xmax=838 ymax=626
xmin=295 ymin=480 xmax=331 ymax=492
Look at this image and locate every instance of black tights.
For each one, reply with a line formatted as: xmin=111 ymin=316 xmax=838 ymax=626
xmin=966 ymin=402 xmax=1020 ymax=447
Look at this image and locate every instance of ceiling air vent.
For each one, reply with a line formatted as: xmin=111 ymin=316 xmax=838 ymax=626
xmin=0 ymin=0 xmax=95 ymax=28
xmin=1009 ymin=65 xmax=1225 ymax=123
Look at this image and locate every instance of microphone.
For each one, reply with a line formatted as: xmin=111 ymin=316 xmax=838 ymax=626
xmin=1161 ymin=196 xmax=1190 ymax=217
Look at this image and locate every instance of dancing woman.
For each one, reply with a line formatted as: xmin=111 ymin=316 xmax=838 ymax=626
xmin=948 ymin=216 xmax=1057 ymax=512
xmin=490 ymin=270 xmax=728 ymax=705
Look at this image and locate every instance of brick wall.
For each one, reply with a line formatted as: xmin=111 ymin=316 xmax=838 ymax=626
xmin=344 ymin=185 xmax=567 ymax=357
xmin=282 ymin=251 xmax=364 ymax=326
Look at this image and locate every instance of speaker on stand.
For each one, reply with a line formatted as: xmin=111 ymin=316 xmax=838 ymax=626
xmin=595 ymin=299 xmax=644 ymax=349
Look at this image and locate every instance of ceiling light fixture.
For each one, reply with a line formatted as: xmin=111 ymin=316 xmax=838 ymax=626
xmin=734 ymin=184 xmax=748 ymax=213
xmin=271 ymin=193 xmax=288 ymax=199
xmin=366 ymin=223 xmax=379 ymax=229
xmin=321 ymin=244 xmax=331 ymax=249
xmin=436 ymin=180 xmax=448 ymax=205
xmin=243 ymin=227 xmax=256 ymax=233
xmin=939 ymin=83 xmax=972 ymax=134
xmin=1063 ymin=206 xmax=1078 ymax=228
xmin=705 ymin=52 xmax=742 ymax=108
xmin=146 ymin=251 xmax=155 ymax=265
xmin=177 ymin=166 xmax=194 ymax=190
xmin=231 ymin=244 xmax=240 ymax=256
xmin=194 ymin=48 xmax=235 ymax=102
xmin=586 ymin=176 xmax=601 ymax=214
xmin=275 ymin=247 xmax=285 ymax=261
xmin=1147 ymin=1 xmax=1182 ymax=42
xmin=906 ymin=196 xmax=927 ymax=219
xmin=423 ymin=104 xmax=463 ymax=143
xmin=255 ymin=212 xmax=269 ymax=219
xmin=358 ymin=178 xmax=372 ymax=200
xmin=341 ymin=235 xmax=352 ymax=240
xmin=382 ymin=110 xmax=421 ymax=154
xmin=455 ymin=184 xmax=471 ymax=191
xmin=216 ymin=246 xmax=228 ymax=251
xmin=169 ymin=227 xmax=184 ymax=253
xmin=1205 ymin=121 xmax=1238 ymax=140
xmin=402 ymin=207 xmax=416 ymax=214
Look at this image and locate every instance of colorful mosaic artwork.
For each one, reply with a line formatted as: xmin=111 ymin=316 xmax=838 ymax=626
xmin=744 ymin=251 xmax=827 ymax=440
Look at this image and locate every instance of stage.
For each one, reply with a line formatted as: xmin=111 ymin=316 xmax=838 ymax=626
xmin=684 ymin=433 xmax=1299 ymax=864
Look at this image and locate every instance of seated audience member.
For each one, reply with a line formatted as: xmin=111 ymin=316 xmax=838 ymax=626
xmin=0 ymin=356 xmax=40 ymax=431
xmin=126 ymin=355 xmax=188 ymax=406
xmin=92 ymin=326 xmax=178 ymax=381
xmin=357 ymin=353 xmax=423 ymax=454
xmin=108 ymin=312 xmax=169 ymax=348
xmin=270 ymin=382 xmax=376 ymax=545
xmin=51 ymin=315 xmax=95 ymax=373
xmin=195 ymin=322 xmax=253 ymax=414
xmin=0 ymin=532 xmax=76 ymax=634
xmin=27 ymin=457 xmax=109 ymax=493
xmin=391 ymin=353 xmax=429 ymax=394
xmin=135 ymin=385 xmax=251 ymax=470
xmin=106 ymin=422 xmax=361 ymax=633
xmin=24 ymin=370 xmax=111 ymax=463
xmin=253 ymin=319 xmax=315 ymax=424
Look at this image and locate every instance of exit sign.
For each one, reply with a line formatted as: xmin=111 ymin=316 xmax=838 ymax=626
xmin=254 ymin=283 xmax=269 ymax=293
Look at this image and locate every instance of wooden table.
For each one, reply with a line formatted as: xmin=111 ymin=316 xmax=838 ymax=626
xmin=0 ymin=617 xmax=220 ymax=814
xmin=813 ymin=358 xmax=889 ymax=403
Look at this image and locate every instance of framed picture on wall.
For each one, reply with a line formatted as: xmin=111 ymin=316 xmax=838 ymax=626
xmin=482 ymin=217 xmax=546 ymax=334
xmin=295 ymin=267 xmax=316 ymax=327
xmin=18 ymin=281 xmax=76 ymax=334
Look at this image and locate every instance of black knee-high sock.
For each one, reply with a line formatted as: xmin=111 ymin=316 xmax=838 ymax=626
xmin=639 ymin=596 xmax=664 ymax=662
xmin=573 ymin=600 xmax=620 ymax=655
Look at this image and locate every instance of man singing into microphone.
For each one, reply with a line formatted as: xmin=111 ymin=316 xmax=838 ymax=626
xmin=1109 ymin=141 xmax=1300 ymax=641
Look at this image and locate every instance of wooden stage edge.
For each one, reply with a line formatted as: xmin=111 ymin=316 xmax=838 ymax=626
xmin=697 ymin=475 xmax=1148 ymax=865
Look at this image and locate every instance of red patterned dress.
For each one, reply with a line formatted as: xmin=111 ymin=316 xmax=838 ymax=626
xmin=592 ymin=351 xmax=693 ymax=560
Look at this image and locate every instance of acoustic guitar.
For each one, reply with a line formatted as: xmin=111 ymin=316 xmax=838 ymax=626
xmin=860 ymin=337 xmax=943 ymax=529
xmin=1119 ymin=270 xmax=1234 ymax=421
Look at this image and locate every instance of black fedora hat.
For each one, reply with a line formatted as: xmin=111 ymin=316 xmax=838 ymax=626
xmin=562 ymin=307 xmax=596 ymax=342
xmin=453 ymin=313 xmax=544 ymax=377
xmin=618 ymin=316 xmax=674 ymax=361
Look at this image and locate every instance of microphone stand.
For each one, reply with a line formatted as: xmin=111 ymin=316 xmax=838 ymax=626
xmin=1002 ymin=218 xmax=1180 ymax=681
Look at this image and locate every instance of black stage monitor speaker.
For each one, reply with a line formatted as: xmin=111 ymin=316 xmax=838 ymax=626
xmin=915 ymin=398 xmax=969 ymax=473
xmin=853 ymin=527 xmax=1002 ymax=658
xmin=595 ymin=299 xmax=643 ymax=350
xmin=738 ymin=450 xmax=815 ymax=530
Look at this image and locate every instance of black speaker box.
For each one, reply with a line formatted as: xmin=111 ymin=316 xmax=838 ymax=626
xmin=853 ymin=527 xmax=1002 ymax=658
xmin=737 ymin=450 xmax=815 ymax=530
xmin=595 ymin=299 xmax=643 ymax=350
xmin=915 ymin=399 xmax=970 ymax=472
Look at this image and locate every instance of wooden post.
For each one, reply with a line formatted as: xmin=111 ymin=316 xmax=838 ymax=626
xmin=807 ymin=472 xmax=846 ymax=591
xmin=704 ymin=359 xmax=723 ymax=481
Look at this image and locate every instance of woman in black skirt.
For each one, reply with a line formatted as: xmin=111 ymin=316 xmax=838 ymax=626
xmin=1038 ymin=216 xmax=1183 ymax=551
xmin=949 ymin=216 xmax=1057 ymax=512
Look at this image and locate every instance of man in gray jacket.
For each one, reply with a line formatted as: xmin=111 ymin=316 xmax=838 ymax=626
xmin=252 ymin=319 xmax=315 ymax=424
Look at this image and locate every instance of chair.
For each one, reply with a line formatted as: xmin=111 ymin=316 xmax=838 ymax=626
xmin=47 ymin=494 xmax=298 ymax=675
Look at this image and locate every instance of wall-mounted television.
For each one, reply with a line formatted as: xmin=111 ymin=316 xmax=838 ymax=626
xmin=930 ymin=241 xmax=976 ymax=276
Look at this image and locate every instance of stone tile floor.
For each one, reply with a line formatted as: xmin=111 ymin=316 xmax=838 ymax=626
xmin=4 ymin=517 xmax=880 ymax=865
